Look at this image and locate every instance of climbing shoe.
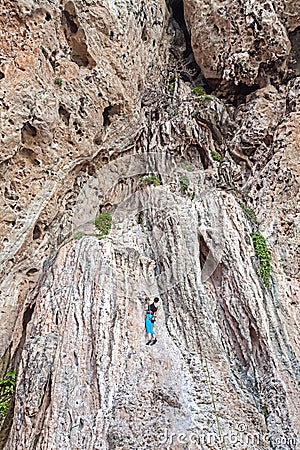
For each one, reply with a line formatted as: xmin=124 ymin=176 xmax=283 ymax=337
xmin=146 ymin=340 xmax=152 ymax=345
xmin=150 ymin=338 xmax=157 ymax=345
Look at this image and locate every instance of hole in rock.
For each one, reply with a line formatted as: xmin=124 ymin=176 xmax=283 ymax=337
xmin=102 ymin=105 xmax=112 ymax=127
xmin=26 ymin=268 xmax=38 ymax=276
xmin=198 ymin=232 xmax=209 ymax=270
xmin=220 ymin=82 xmax=260 ymax=106
xmin=102 ymin=104 xmax=121 ymax=127
xmin=141 ymin=26 xmax=148 ymax=42
xmin=4 ymin=186 xmax=19 ymax=201
xmin=62 ymin=5 xmax=78 ymax=34
xmin=59 ymin=104 xmax=70 ymax=125
xmin=22 ymin=303 xmax=35 ymax=328
xmin=21 ymin=122 xmax=37 ymax=144
xmin=169 ymin=0 xmax=207 ymax=88
xmin=194 ymin=143 xmax=210 ymax=169
xmin=62 ymin=1 xmax=96 ymax=68
xmin=71 ymin=44 xmax=90 ymax=67
xmin=93 ymin=133 xmax=102 ymax=145
xmin=288 ymin=26 xmax=300 ymax=76
xmin=0 ymin=71 xmax=4 ymax=80
xmin=19 ymin=147 xmax=36 ymax=161
xmin=33 ymin=224 xmax=42 ymax=240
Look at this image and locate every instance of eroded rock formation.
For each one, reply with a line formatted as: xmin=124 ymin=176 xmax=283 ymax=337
xmin=184 ymin=0 xmax=300 ymax=92
xmin=0 ymin=0 xmax=299 ymax=449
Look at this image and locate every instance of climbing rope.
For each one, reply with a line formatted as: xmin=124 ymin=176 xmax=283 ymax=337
xmin=151 ymin=356 xmax=160 ymax=448
xmin=200 ymin=348 xmax=227 ymax=450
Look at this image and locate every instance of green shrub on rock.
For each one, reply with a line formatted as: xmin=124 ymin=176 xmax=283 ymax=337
xmin=211 ymin=150 xmax=222 ymax=162
xmin=192 ymin=86 xmax=213 ymax=102
xmin=0 ymin=370 xmax=17 ymax=418
xmin=251 ymin=232 xmax=271 ymax=287
xmin=94 ymin=213 xmax=112 ymax=236
xmin=140 ymin=175 xmax=161 ymax=187
xmin=73 ymin=231 xmax=85 ymax=240
xmin=54 ymin=77 xmax=63 ymax=87
xmin=179 ymin=175 xmax=189 ymax=191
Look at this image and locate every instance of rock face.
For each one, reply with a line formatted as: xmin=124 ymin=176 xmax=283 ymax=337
xmin=0 ymin=0 xmax=169 ymax=358
xmin=184 ymin=0 xmax=299 ymax=91
xmin=0 ymin=0 xmax=299 ymax=449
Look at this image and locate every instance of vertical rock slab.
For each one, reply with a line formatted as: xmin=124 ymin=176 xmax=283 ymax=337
xmin=4 ymin=189 xmax=299 ymax=449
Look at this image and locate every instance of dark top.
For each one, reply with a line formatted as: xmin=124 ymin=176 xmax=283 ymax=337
xmin=149 ymin=303 xmax=158 ymax=315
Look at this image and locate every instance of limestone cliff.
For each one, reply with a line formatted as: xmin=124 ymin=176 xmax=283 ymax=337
xmin=0 ymin=0 xmax=299 ymax=449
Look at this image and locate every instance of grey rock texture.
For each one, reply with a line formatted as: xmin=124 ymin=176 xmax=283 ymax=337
xmin=0 ymin=0 xmax=299 ymax=449
xmin=4 ymin=192 xmax=300 ymax=449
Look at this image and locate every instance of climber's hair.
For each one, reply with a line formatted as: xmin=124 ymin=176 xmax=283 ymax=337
xmin=154 ymin=297 xmax=160 ymax=303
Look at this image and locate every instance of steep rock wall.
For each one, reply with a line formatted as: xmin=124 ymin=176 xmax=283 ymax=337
xmin=0 ymin=0 xmax=169 ymax=357
xmin=4 ymin=187 xmax=300 ymax=449
xmin=0 ymin=0 xmax=299 ymax=449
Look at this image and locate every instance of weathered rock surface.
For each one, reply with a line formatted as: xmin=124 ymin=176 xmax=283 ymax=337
xmin=0 ymin=0 xmax=299 ymax=449
xmin=0 ymin=0 xmax=169 ymax=357
xmin=184 ymin=0 xmax=299 ymax=90
xmin=5 ymin=189 xmax=300 ymax=449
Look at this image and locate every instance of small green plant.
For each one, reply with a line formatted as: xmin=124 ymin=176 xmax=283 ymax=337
xmin=239 ymin=202 xmax=259 ymax=225
xmin=179 ymin=174 xmax=189 ymax=191
xmin=140 ymin=175 xmax=161 ymax=187
xmin=211 ymin=150 xmax=222 ymax=162
xmin=251 ymin=232 xmax=271 ymax=287
xmin=54 ymin=77 xmax=63 ymax=87
xmin=192 ymin=86 xmax=206 ymax=97
xmin=192 ymin=86 xmax=213 ymax=102
xmin=94 ymin=212 xmax=112 ymax=236
xmin=169 ymin=81 xmax=175 ymax=94
xmin=73 ymin=231 xmax=85 ymax=240
xmin=0 ymin=370 xmax=17 ymax=418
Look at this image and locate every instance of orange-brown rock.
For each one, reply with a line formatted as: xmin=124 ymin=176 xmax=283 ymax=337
xmin=183 ymin=0 xmax=299 ymax=90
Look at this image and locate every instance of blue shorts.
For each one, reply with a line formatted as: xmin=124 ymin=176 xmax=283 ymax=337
xmin=145 ymin=314 xmax=155 ymax=335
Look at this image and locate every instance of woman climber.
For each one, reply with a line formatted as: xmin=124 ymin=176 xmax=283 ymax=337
xmin=144 ymin=297 xmax=159 ymax=345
